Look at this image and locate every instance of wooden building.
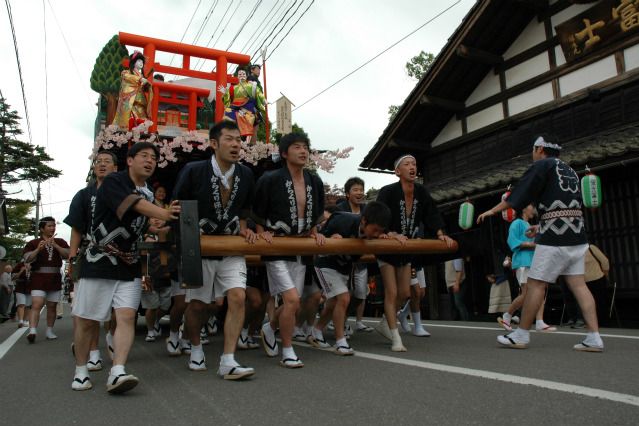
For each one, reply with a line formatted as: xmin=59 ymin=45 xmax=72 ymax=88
xmin=360 ymin=0 xmax=639 ymax=324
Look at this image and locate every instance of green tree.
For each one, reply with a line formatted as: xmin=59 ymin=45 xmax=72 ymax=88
xmin=272 ymin=123 xmax=307 ymax=145
xmin=365 ymin=187 xmax=379 ymax=201
xmin=0 ymin=96 xmax=61 ymax=197
xmin=405 ymin=51 xmax=435 ymax=80
xmin=90 ymin=35 xmax=130 ymax=126
xmin=0 ymin=199 xmax=35 ymax=261
xmin=0 ymin=95 xmax=61 ymax=258
xmin=388 ymin=51 xmax=435 ymax=120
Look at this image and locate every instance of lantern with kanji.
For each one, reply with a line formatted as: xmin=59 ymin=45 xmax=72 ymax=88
xmin=501 ymin=189 xmax=516 ymax=222
xmin=458 ymin=199 xmax=474 ymax=230
xmin=581 ymin=166 xmax=602 ymax=208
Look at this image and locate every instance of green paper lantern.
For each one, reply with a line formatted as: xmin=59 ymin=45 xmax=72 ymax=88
xmin=581 ymin=173 xmax=602 ymax=208
xmin=458 ymin=200 xmax=474 ymax=230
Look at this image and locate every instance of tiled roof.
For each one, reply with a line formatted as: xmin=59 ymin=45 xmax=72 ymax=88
xmin=429 ymin=123 xmax=639 ymax=203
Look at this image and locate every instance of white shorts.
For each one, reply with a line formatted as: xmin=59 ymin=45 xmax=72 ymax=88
xmin=72 ymin=278 xmax=142 ymax=322
xmin=411 ymin=268 xmax=427 ymax=288
xmin=186 ymin=257 xmax=246 ymax=304
xmin=265 ymin=260 xmax=306 ymax=297
xmin=528 ymin=244 xmax=588 ymax=284
xmin=352 ymin=264 xmax=368 ymax=300
xmin=15 ymin=292 xmax=32 ymax=306
xmin=515 ymin=267 xmax=529 ymax=286
xmin=141 ymin=287 xmax=172 ymax=311
xmin=315 ymin=268 xmax=350 ymax=299
xmin=170 ymin=280 xmax=185 ymax=297
xmin=31 ymin=289 xmax=61 ymax=302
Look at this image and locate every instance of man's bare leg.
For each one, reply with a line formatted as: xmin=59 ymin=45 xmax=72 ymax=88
xmin=565 ymin=275 xmax=598 ymax=331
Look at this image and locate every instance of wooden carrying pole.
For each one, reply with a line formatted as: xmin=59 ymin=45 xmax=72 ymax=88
xmin=200 ymin=236 xmax=457 ymax=257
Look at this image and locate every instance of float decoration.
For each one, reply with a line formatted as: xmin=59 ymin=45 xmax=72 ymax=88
xmin=92 ymin=124 xmax=353 ymax=173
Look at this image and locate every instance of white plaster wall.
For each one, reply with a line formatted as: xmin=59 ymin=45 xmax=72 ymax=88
xmin=559 ymin=55 xmax=617 ymax=95
xmin=551 ymin=3 xmax=597 ymax=35
xmin=465 ymin=71 xmax=501 ymax=106
xmin=624 ymin=44 xmax=639 ymax=71
xmin=466 ymin=103 xmax=504 ymax=133
xmin=555 ymin=45 xmax=567 ymax=66
xmin=431 ymin=116 xmax=463 ymax=147
xmin=505 ymin=53 xmax=550 ymax=88
xmin=508 ymin=82 xmax=554 ymax=116
xmin=503 ymin=18 xmax=546 ymax=60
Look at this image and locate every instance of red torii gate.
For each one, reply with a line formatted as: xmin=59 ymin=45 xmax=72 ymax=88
xmin=118 ymin=32 xmax=251 ymax=133
xmin=151 ymin=81 xmax=209 ymax=131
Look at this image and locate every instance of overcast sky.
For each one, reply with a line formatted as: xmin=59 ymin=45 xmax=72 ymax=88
xmin=0 ymin=0 xmax=474 ymax=242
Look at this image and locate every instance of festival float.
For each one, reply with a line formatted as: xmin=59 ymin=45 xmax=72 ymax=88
xmin=89 ymin=32 xmax=353 ymax=189
xmin=88 ymin=33 xmax=456 ymax=284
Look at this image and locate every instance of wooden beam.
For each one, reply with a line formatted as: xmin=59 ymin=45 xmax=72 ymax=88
xmin=419 ymin=95 xmax=465 ymax=112
xmin=537 ymin=0 xmax=573 ymax=22
xmin=200 ymin=235 xmax=458 ymax=257
xmin=456 ymin=44 xmax=503 ymax=65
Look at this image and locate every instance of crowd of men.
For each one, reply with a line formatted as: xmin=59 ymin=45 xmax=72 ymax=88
xmin=7 ymin=122 xmax=603 ymax=396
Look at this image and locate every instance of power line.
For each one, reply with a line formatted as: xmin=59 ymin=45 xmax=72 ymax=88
xmin=224 ymin=0 xmax=262 ymax=52
xmin=238 ymin=0 xmax=282 ymax=54
xmin=249 ymin=0 xmax=298 ymax=61
xmin=42 ymin=0 xmax=49 ymax=150
xmin=207 ymin=0 xmax=243 ymax=58
xmin=191 ymin=0 xmax=219 ymax=46
xmin=252 ymin=0 xmax=306 ymax=63
xmin=43 ymin=0 xmax=52 ymax=216
xmin=230 ymin=0 xmax=287 ymax=74
xmin=168 ymin=0 xmax=202 ymax=67
xmin=202 ymin=0 xmax=245 ymax=72
xmin=265 ymin=0 xmax=314 ymax=61
xmin=40 ymin=199 xmax=71 ymax=206
xmin=293 ymin=0 xmax=462 ymax=111
xmin=45 ymin=0 xmax=94 ymax=108
xmin=4 ymin=0 xmax=33 ymax=143
xmin=193 ymin=0 xmax=232 ymax=70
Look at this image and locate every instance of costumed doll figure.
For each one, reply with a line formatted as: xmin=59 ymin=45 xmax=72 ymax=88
xmin=218 ymin=68 xmax=266 ymax=143
xmin=112 ymin=51 xmax=153 ymax=130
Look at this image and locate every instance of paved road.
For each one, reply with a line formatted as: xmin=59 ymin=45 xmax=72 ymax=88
xmin=1 ymin=307 xmax=638 ymax=426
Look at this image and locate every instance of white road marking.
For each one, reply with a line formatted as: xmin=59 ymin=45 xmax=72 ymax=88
xmin=292 ymin=337 xmax=639 ymax=407
xmin=360 ymin=319 xmax=639 ymax=340
xmin=0 ymin=307 xmax=45 ymax=360
xmin=353 ymin=351 xmax=639 ymax=407
xmin=0 ymin=327 xmax=28 ymax=360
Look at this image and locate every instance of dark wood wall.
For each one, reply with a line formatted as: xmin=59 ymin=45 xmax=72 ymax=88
xmin=585 ymin=166 xmax=639 ymax=293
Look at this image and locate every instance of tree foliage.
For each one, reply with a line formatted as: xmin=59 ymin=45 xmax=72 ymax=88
xmin=90 ymin=35 xmax=130 ymax=125
xmin=0 ymin=96 xmax=61 ymax=195
xmin=0 ymin=95 xmax=61 ymax=260
xmin=90 ymin=35 xmax=129 ymax=95
xmin=388 ymin=51 xmax=435 ymax=121
xmin=405 ymin=51 xmax=435 ymax=80
xmin=0 ymin=199 xmax=35 ymax=261
xmin=272 ymin=123 xmax=307 ymax=145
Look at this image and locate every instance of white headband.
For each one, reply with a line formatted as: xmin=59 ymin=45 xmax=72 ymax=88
xmin=533 ymin=136 xmax=562 ymax=151
xmin=394 ymin=154 xmax=416 ymax=169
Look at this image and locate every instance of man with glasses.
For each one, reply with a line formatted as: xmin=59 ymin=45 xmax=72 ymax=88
xmin=70 ymin=142 xmax=180 ymax=394
xmin=65 ymin=151 xmax=117 ymax=376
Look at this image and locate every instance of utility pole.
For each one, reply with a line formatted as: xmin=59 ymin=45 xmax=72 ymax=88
xmin=34 ymin=181 xmax=41 ymax=238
